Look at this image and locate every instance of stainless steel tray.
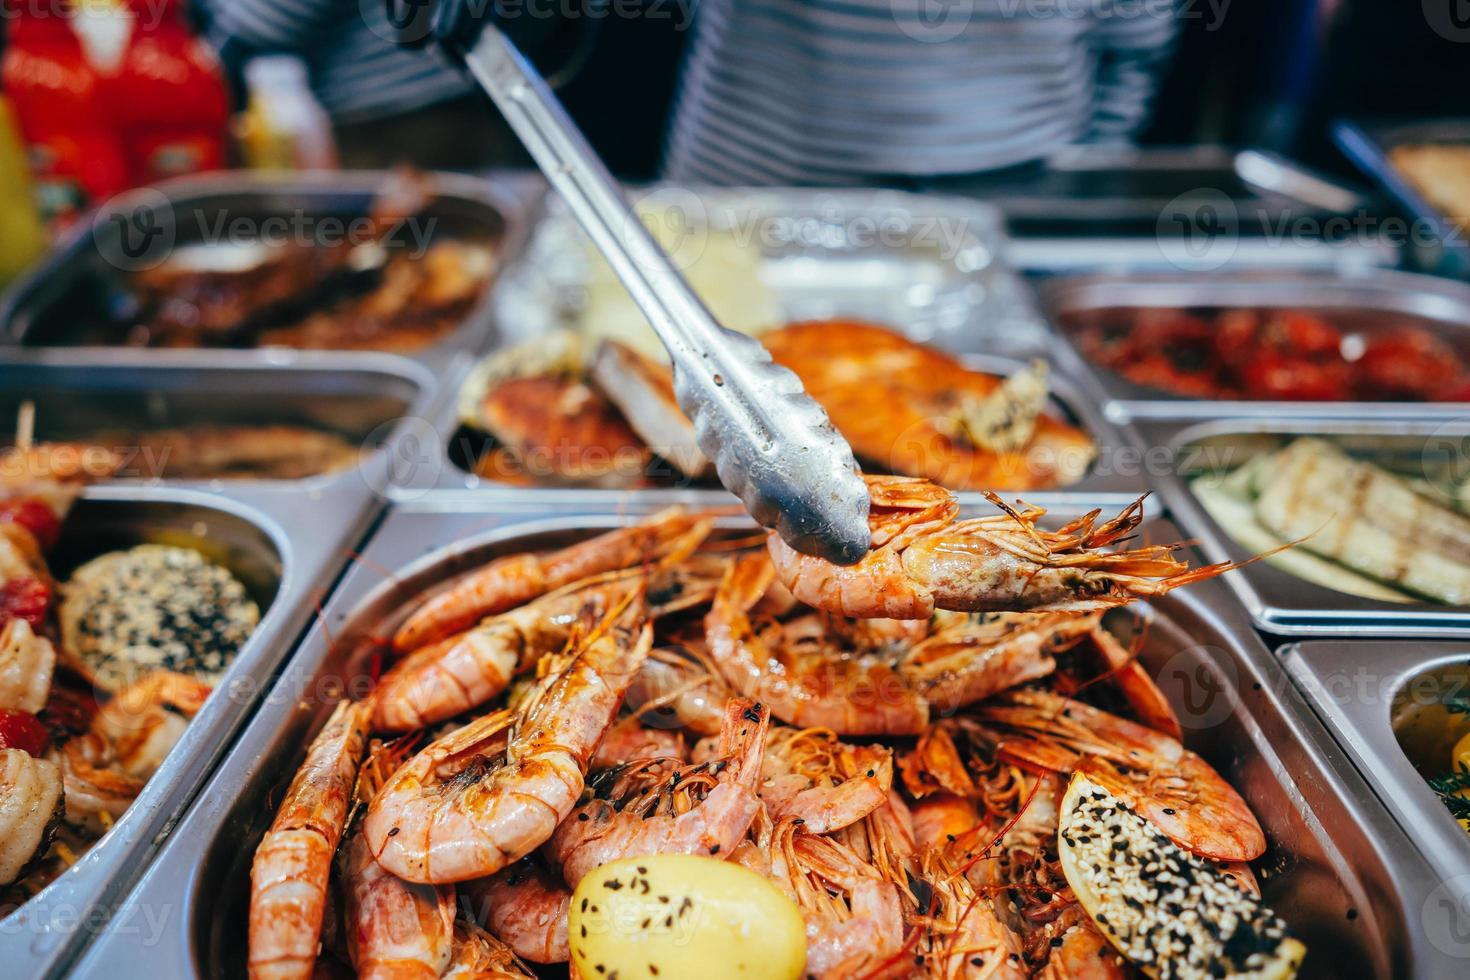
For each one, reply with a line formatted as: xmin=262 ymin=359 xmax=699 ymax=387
xmin=921 ymin=145 xmax=1391 ymax=275
xmin=430 ymin=349 xmax=1150 ymax=504
xmin=1283 ymin=639 xmax=1470 ymax=964
xmin=1135 ymin=413 xmax=1470 ymax=637
xmin=64 ymin=501 xmax=1444 ymax=977
xmin=0 ymin=170 xmax=531 ymax=373
xmin=0 ymin=349 xmax=433 ymax=492
xmin=1039 ymin=268 xmax=1470 ymax=421
xmin=494 ymin=184 xmax=1053 ymax=357
xmin=1334 ymin=118 xmax=1470 ymax=280
xmin=0 ymin=482 xmax=381 ymax=979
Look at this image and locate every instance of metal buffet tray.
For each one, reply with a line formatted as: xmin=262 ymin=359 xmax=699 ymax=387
xmin=0 ymin=352 xmax=447 ymax=975
xmin=0 ymin=484 xmax=374 ymax=979
xmin=61 ymin=501 xmax=1447 ymax=977
xmin=494 ymin=185 xmax=1052 ymax=357
xmin=1282 ymin=639 xmax=1470 ymax=965
xmin=1039 ymin=267 xmax=1470 ymax=421
xmin=429 ymin=184 xmax=1145 ymax=503
xmin=431 ymin=349 xmax=1149 ymax=505
xmin=1135 ymin=414 xmax=1470 ymax=638
xmin=921 ymin=145 xmax=1390 ymax=275
xmin=0 ymin=170 xmax=529 ymax=373
xmin=1334 ymin=118 xmax=1470 ymax=280
xmin=0 ymin=350 xmax=433 ymax=490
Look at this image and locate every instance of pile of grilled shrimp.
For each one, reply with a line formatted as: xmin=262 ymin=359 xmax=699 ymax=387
xmin=247 ymin=476 xmax=1304 ymax=980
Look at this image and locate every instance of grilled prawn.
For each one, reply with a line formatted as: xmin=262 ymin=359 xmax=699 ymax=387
xmin=706 ymin=551 xmax=1100 ymax=735
xmin=364 ymin=598 xmax=652 ymax=883
xmin=392 ymin=507 xmax=708 ymax=652
xmin=976 ymin=689 xmax=1266 ymax=862
xmin=547 ymin=698 xmax=769 ymax=889
xmin=247 ymin=700 xmax=370 ymax=980
xmin=768 ymin=475 xmax=1236 ymax=621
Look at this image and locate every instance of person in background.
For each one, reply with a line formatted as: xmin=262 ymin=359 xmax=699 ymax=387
xmin=203 ymin=0 xmax=1182 ymax=182
xmin=200 ymin=0 xmax=513 ymax=170
xmin=661 ymin=0 xmax=1182 ymax=185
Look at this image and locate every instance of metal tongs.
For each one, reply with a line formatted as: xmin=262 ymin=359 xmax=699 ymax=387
xmin=386 ymin=0 xmax=870 ymax=564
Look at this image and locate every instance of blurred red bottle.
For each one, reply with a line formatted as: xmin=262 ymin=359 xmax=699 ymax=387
xmin=0 ymin=0 xmax=130 ymax=224
xmin=110 ymin=0 xmax=229 ymax=183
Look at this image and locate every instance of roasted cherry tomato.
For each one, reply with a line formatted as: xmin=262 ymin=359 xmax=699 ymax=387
xmin=1128 ymin=310 xmax=1214 ymax=354
xmin=1433 ymin=378 xmax=1470 ymax=402
xmin=1121 ymin=354 xmax=1224 ymax=399
xmin=1357 ymin=327 xmax=1462 ymax=398
xmin=0 ymin=498 xmax=60 ymax=552
xmin=1241 ymin=356 xmax=1352 ymax=401
xmin=39 ymin=682 xmax=99 ymax=741
xmin=0 ymin=577 xmax=51 ymax=630
xmin=1261 ymin=311 xmax=1343 ymax=358
xmin=0 ymin=707 xmax=50 ymax=756
xmin=1213 ymin=309 xmax=1260 ymax=369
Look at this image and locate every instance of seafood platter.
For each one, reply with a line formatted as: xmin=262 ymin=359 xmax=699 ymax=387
xmin=0 ymin=172 xmax=1468 ymax=980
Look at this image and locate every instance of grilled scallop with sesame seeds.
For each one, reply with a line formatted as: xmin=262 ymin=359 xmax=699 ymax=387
xmin=1057 ymin=773 xmax=1305 ymax=980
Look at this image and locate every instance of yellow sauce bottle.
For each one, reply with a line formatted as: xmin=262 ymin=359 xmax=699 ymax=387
xmin=0 ymin=97 xmax=47 ymax=285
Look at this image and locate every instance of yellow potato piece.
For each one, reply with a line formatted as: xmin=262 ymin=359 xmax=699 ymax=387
xmin=569 ymin=854 xmax=806 ymax=980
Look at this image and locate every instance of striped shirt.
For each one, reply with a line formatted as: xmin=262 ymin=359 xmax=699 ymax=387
xmin=202 ymin=0 xmax=474 ymax=122
xmin=203 ymin=0 xmax=1179 ymax=181
xmin=663 ymin=0 xmax=1180 ymax=184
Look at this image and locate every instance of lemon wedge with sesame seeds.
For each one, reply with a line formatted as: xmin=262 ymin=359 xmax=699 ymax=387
xmin=1058 ymin=773 xmax=1306 ymax=980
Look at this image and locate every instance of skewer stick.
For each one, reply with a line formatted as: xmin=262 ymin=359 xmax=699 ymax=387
xmin=15 ymin=400 xmax=34 ymax=454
